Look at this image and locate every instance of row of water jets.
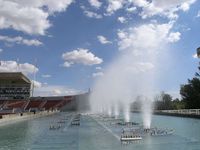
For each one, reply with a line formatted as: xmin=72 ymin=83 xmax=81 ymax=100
xmin=89 ymin=96 xmax=153 ymax=129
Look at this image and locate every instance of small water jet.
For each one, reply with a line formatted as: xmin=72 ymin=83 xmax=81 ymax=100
xmin=114 ymin=103 xmax=119 ymax=119
xmin=123 ymin=103 xmax=130 ymax=122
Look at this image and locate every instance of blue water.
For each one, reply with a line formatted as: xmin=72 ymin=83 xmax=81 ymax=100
xmin=0 ymin=112 xmax=200 ymax=150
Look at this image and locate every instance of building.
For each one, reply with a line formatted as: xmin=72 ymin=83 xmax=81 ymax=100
xmin=0 ymin=72 xmax=31 ymax=100
xmin=0 ymin=72 xmax=90 ymax=114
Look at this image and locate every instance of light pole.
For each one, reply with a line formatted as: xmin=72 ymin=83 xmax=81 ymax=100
xmin=32 ymin=59 xmax=37 ymax=97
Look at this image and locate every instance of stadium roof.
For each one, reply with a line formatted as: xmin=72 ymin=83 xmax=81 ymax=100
xmin=0 ymin=72 xmax=31 ymax=84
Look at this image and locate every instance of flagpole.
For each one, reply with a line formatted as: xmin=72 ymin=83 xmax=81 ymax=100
xmin=16 ymin=58 xmax=19 ymax=72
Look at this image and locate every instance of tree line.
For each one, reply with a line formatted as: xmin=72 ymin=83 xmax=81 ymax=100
xmin=154 ymin=61 xmax=200 ymax=110
xmin=131 ymin=60 xmax=200 ymax=110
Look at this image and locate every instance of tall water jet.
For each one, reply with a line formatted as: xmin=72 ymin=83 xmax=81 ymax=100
xmin=108 ymin=107 xmax=112 ymax=117
xmin=114 ymin=103 xmax=119 ymax=119
xmin=140 ymin=96 xmax=154 ymax=129
xmin=123 ymin=103 xmax=130 ymax=122
xmin=90 ymin=22 xmax=173 ymax=126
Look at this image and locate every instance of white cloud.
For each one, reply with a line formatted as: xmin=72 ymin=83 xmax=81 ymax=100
xmin=0 ymin=60 xmax=38 ymax=75
xmin=118 ymin=22 xmax=180 ymax=51
xmin=118 ymin=16 xmax=127 ymax=23
xmin=193 ymin=53 xmax=198 ymax=59
xmin=131 ymin=0 xmax=149 ymax=7
xmin=62 ymin=61 xmax=74 ymax=68
xmin=132 ymin=0 xmax=196 ymax=19
xmin=97 ymin=35 xmax=112 ymax=44
xmin=84 ymin=10 xmax=102 ymax=19
xmin=167 ymin=32 xmax=181 ymax=43
xmin=43 ymin=0 xmax=74 ymax=14
xmin=92 ymin=71 xmax=104 ymax=77
xmin=52 ymin=89 xmax=62 ymax=95
xmin=117 ymin=30 xmax=127 ymax=39
xmin=0 ymin=35 xmax=42 ymax=46
xmin=42 ymin=74 xmax=51 ymax=78
xmin=96 ymin=66 xmax=102 ymax=70
xmin=0 ymin=48 xmax=3 ymax=53
xmin=62 ymin=48 xmax=103 ymax=67
xmin=126 ymin=7 xmax=137 ymax=13
xmin=34 ymin=85 xmax=81 ymax=96
xmin=196 ymin=10 xmax=200 ymax=17
xmin=106 ymin=0 xmax=124 ymax=15
xmin=32 ymin=80 xmax=42 ymax=88
xmin=82 ymin=0 xmax=196 ymax=20
xmin=88 ymin=0 xmax=102 ymax=9
xmin=180 ymin=2 xmax=190 ymax=11
xmin=0 ymin=0 xmax=73 ymax=35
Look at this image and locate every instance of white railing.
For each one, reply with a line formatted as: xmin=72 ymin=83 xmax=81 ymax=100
xmin=156 ymin=109 xmax=200 ymax=115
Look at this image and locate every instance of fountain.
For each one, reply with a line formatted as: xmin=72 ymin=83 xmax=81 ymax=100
xmin=89 ymin=23 xmax=172 ymax=129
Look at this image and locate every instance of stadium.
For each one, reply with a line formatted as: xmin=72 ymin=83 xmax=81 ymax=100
xmin=0 ymin=72 xmax=90 ymax=116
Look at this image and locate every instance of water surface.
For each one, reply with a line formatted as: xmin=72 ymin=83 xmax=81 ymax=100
xmin=0 ymin=113 xmax=200 ymax=150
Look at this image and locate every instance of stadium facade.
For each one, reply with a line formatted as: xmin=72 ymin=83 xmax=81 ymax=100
xmin=0 ymin=72 xmax=90 ymax=115
xmin=0 ymin=72 xmax=31 ymax=100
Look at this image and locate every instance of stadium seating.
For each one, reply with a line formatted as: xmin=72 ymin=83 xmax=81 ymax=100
xmin=25 ymin=100 xmax=43 ymax=110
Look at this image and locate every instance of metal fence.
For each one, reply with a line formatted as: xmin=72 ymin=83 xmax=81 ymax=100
xmin=155 ymin=109 xmax=200 ymax=115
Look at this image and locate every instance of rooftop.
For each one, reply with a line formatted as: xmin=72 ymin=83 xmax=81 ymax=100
xmin=0 ymin=72 xmax=31 ymax=84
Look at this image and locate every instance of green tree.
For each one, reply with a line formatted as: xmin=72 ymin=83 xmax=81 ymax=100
xmin=172 ymin=98 xmax=185 ymax=110
xmin=154 ymin=92 xmax=173 ymax=110
xmin=180 ymin=63 xmax=200 ymax=108
xmin=161 ymin=92 xmax=173 ymax=110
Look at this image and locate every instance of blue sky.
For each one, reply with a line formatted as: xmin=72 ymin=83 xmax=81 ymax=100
xmin=0 ymin=0 xmax=199 ymax=97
